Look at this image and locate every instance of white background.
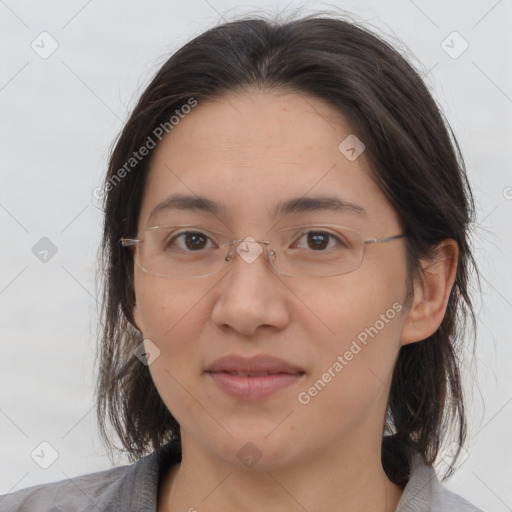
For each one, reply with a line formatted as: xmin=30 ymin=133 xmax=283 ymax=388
xmin=1 ymin=1 xmax=511 ymax=510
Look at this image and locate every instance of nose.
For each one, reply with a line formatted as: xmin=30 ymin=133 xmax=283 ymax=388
xmin=210 ymin=240 xmax=291 ymax=337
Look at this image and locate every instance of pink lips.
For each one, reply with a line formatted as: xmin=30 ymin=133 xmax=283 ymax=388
xmin=205 ymin=355 xmax=305 ymax=400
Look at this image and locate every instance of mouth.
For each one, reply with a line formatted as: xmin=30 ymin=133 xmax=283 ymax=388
xmin=204 ymin=355 xmax=306 ymax=400
xmin=218 ymin=371 xmax=294 ymax=376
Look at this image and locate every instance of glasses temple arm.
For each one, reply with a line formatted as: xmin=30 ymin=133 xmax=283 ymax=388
xmin=364 ymin=234 xmax=406 ymax=245
xmin=121 ymin=238 xmax=140 ymax=247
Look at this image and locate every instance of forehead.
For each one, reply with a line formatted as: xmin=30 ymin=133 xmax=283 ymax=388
xmin=138 ymin=90 xmax=398 ymax=231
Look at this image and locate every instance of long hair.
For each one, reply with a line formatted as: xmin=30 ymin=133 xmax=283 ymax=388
xmin=95 ymin=14 xmax=477 ymax=486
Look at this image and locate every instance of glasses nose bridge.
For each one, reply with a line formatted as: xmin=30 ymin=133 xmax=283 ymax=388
xmin=225 ymin=236 xmax=273 ymax=269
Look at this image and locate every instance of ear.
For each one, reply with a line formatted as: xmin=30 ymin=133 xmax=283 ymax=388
xmin=401 ymin=239 xmax=458 ymax=345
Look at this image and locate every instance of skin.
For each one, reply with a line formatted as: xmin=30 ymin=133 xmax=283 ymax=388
xmin=132 ymin=90 xmax=458 ymax=512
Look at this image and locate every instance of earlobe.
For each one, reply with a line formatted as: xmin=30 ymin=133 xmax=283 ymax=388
xmin=401 ymin=240 xmax=458 ymax=346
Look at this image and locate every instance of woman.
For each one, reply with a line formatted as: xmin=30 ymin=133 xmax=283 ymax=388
xmin=1 ymin=13 xmax=482 ymax=511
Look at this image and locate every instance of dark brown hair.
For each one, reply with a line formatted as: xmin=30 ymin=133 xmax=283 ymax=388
xmin=95 ymin=13 xmax=477 ymax=486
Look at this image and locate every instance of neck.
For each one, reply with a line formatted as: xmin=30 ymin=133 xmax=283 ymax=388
xmin=159 ymin=435 xmax=403 ymax=512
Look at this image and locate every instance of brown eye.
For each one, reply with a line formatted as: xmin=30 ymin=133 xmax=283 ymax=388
xmin=294 ymin=230 xmax=343 ymax=251
xmin=182 ymin=232 xmax=209 ymax=250
xmin=166 ymin=231 xmax=214 ymax=252
xmin=306 ymin=232 xmax=330 ymax=250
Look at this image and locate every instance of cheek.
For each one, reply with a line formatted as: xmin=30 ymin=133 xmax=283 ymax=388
xmin=295 ymin=256 xmax=406 ymax=354
xmin=293 ymin=260 xmax=407 ymax=414
xmin=294 ymin=298 xmax=404 ymax=442
xmin=134 ymin=275 xmax=212 ymax=425
xmin=134 ymin=273 xmax=212 ymax=379
xmin=135 ymin=271 xmax=202 ymax=338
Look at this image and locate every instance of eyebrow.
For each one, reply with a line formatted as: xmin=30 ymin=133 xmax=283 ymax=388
xmin=273 ymin=195 xmax=365 ymax=218
xmin=148 ymin=193 xmax=365 ymax=221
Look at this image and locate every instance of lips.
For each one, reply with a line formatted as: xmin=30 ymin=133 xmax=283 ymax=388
xmin=205 ymin=355 xmax=305 ymax=400
xmin=205 ymin=354 xmax=304 ymax=375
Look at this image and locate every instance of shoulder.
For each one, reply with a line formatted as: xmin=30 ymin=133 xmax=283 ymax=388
xmin=0 ymin=464 xmax=131 ymax=512
xmin=0 ymin=442 xmax=180 ymax=512
xmin=397 ymin=453 xmax=484 ymax=512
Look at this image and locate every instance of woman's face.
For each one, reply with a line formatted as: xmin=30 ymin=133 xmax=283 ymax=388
xmin=133 ymin=90 xmax=410 ymax=470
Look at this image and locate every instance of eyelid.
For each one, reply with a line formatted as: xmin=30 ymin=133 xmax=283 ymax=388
xmin=150 ymin=225 xmax=230 ymax=237
xmin=290 ymin=227 xmax=346 ymax=248
xmin=150 ymin=224 xmax=355 ymax=244
xmin=158 ymin=226 xmax=231 ymax=248
xmin=278 ymin=224 xmax=351 ymax=238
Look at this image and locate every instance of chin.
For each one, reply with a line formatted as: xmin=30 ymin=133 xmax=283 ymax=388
xmin=209 ymin=431 xmax=307 ymax=472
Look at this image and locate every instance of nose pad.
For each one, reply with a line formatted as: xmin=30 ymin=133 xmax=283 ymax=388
xmin=211 ymin=238 xmax=290 ymax=334
xmin=236 ymin=236 xmax=266 ymax=265
xmin=225 ymin=237 xmax=270 ymax=267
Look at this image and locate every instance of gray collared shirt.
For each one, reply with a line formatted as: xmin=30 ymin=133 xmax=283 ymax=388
xmin=0 ymin=444 xmax=483 ymax=511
